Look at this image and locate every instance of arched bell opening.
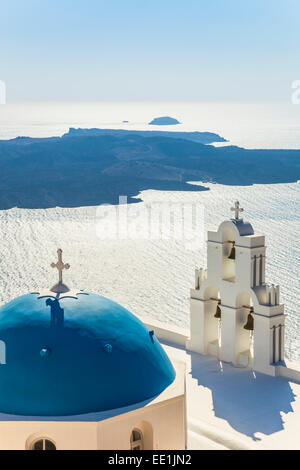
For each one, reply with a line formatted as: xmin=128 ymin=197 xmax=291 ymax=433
xmin=235 ymin=293 xmax=254 ymax=367
xmin=222 ymin=228 xmax=236 ymax=283
xmin=203 ymin=286 xmax=222 ymax=356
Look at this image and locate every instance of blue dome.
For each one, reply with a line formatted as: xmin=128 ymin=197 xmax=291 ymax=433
xmin=0 ymin=293 xmax=175 ymax=417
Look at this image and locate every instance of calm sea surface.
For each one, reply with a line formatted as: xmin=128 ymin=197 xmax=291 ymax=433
xmin=0 ymin=102 xmax=299 ymax=361
xmin=0 ymin=101 xmax=299 ymax=149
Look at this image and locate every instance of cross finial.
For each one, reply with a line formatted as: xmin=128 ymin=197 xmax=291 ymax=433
xmin=51 ymin=249 xmax=70 ymax=285
xmin=231 ymin=201 xmax=244 ymax=220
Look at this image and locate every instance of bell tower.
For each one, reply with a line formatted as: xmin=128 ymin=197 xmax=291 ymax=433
xmin=189 ymin=202 xmax=286 ymax=376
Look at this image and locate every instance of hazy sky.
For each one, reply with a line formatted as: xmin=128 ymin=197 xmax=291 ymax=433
xmin=1 ymin=0 xmax=299 ymax=102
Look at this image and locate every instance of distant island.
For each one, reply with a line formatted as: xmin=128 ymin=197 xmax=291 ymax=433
xmin=149 ymin=116 xmax=180 ymax=126
xmin=66 ymin=127 xmax=227 ymax=144
xmin=0 ymin=128 xmax=299 ymax=209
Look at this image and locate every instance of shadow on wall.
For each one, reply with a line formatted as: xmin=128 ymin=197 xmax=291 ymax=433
xmin=46 ymin=298 xmax=64 ymax=328
xmin=190 ymin=353 xmax=296 ymax=441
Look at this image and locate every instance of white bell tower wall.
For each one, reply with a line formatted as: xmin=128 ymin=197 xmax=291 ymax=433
xmin=189 ymin=204 xmax=286 ymax=377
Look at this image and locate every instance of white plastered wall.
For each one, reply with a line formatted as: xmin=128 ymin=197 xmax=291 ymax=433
xmin=0 ymin=359 xmax=186 ymax=451
xmin=0 ymin=397 xmax=185 ymax=450
xmin=189 ymin=218 xmax=286 ymax=376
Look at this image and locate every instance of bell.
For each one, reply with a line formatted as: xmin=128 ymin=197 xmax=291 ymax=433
xmin=214 ymin=304 xmax=221 ymax=319
xmin=244 ymin=313 xmax=254 ymax=331
xmin=228 ymin=243 xmax=236 ymax=260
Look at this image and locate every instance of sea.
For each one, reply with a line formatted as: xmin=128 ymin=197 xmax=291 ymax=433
xmin=0 ymin=101 xmax=299 ymax=361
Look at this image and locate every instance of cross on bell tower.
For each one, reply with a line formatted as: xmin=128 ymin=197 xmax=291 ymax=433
xmin=50 ymin=249 xmax=70 ymax=293
xmin=231 ymin=201 xmax=244 ymax=220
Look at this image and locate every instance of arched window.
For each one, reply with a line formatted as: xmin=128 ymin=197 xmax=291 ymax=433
xmin=31 ymin=438 xmax=56 ymax=451
xmin=130 ymin=428 xmax=143 ymax=450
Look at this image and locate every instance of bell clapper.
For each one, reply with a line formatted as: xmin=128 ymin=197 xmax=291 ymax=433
xmin=210 ymin=298 xmax=222 ymax=319
xmin=227 ymin=240 xmax=236 ymax=260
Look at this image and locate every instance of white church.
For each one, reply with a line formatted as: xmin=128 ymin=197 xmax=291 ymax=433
xmin=0 ymin=202 xmax=299 ymax=450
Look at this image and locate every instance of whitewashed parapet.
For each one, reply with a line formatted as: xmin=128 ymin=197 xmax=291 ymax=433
xmin=276 ymin=360 xmax=300 ymax=383
xmin=266 ymin=284 xmax=280 ymax=306
xmin=195 ymin=268 xmax=207 ymax=290
xmin=138 ymin=316 xmax=189 ymax=348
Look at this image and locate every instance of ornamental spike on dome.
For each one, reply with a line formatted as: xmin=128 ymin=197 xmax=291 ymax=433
xmin=231 ymin=201 xmax=244 ymax=220
xmin=50 ymin=248 xmax=70 ymax=294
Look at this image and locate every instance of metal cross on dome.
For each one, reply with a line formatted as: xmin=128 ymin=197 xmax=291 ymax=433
xmin=231 ymin=201 xmax=244 ymax=220
xmin=33 ymin=248 xmax=86 ymax=299
xmin=51 ymin=249 xmax=70 ymax=285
